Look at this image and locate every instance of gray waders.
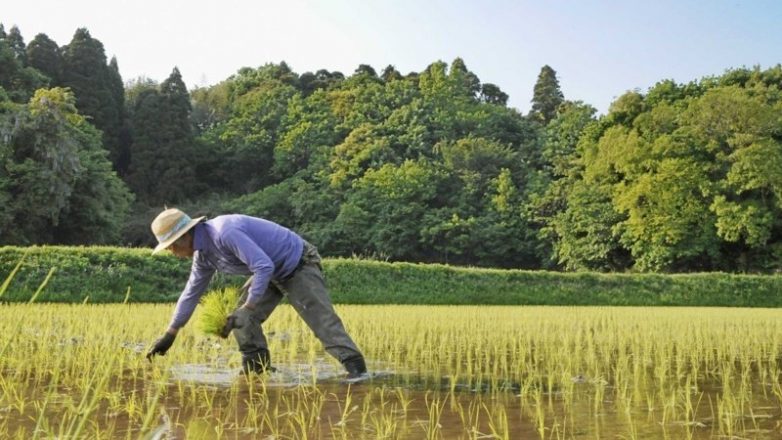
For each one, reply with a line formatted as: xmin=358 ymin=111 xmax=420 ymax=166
xmin=233 ymin=241 xmax=366 ymax=376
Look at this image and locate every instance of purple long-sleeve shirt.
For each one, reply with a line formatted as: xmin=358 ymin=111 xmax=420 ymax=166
xmin=168 ymin=215 xmax=304 ymax=329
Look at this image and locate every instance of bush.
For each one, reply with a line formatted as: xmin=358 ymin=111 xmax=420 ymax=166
xmin=1 ymin=246 xmax=781 ymax=307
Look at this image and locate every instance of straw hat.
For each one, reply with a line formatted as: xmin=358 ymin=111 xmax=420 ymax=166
xmin=150 ymin=208 xmax=205 ymax=254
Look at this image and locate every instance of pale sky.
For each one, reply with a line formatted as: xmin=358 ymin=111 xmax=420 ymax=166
xmin=4 ymin=0 xmax=781 ymax=114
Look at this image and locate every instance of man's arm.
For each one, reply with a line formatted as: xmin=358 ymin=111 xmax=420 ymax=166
xmin=147 ymin=256 xmax=215 ymax=361
xmin=168 ymin=256 xmax=216 ymax=330
xmin=222 ymin=229 xmax=274 ymax=308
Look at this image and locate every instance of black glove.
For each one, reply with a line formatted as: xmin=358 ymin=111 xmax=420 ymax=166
xmin=219 ymin=307 xmax=253 ymax=338
xmin=146 ymin=332 xmax=176 ymax=361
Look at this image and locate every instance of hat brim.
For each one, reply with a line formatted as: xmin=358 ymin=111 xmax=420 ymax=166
xmin=151 ymin=216 xmax=206 ymax=255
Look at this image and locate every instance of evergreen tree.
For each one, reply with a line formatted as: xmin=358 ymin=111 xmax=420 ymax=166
xmin=449 ymin=57 xmax=481 ymax=97
xmin=107 ymin=56 xmax=130 ymax=173
xmin=6 ymin=26 xmax=26 ymax=65
xmin=126 ymin=67 xmax=200 ymax=204
xmin=530 ymin=65 xmax=564 ymax=124
xmin=0 ymin=33 xmax=46 ymax=102
xmin=26 ymin=33 xmax=62 ymax=85
xmin=61 ymin=28 xmax=124 ymax=170
xmin=0 ymin=24 xmax=6 ymax=40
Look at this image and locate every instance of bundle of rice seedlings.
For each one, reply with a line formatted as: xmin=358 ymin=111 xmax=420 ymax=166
xmin=197 ymin=287 xmax=240 ymax=337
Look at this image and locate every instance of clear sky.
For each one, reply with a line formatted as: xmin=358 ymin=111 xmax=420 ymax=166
xmin=3 ymin=0 xmax=781 ymax=114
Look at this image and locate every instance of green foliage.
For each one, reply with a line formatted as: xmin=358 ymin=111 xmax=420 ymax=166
xmin=0 ymin=88 xmax=132 ymax=245
xmin=61 ymin=28 xmax=125 ymax=169
xmin=190 ymin=81 xmax=231 ymax=133
xmin=26 ymin=33 xmax=62 ymax=85
xmin=5 ymin=23 xmax=782 ymax=275
xmin=5 ymin=26 xmax=27 ymax=65
xmin=126 ymin=68 xmax=202 ymax=204
xmin=2 ymin=246 xmax=782 ymax=307
xmin=0 ymin=31 xmax=47 ymax=102
xmin=215 ymin=58 xmax=545 ymax=268
xmin=561 ymin=68 xmax=782 ymax=272
xmin=550 ymin=181 xmax=629 ymax=271
xmin=218 ymin=79 xmax=298 ymax=192
xmin=530 ymin=65 xmax=564 ymax=124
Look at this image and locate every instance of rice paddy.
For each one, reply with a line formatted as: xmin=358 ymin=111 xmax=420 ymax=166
xmin=1 ymin=303 xmax=781 ymax=439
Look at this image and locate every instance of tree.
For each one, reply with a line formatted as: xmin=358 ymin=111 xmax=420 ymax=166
xmin=551 ymin=180 xmax=629 ymax=271
xmin=480 ymin=83 xmax=508 ymax=105
xmin=541 ymin=101 xmax=597 ymax=177
xmin=0 ymin=88 xmax=131 ymax=244
xmin=191 ymin=80 xmax=231 ymax=133
xmin=126 ymin=67 xmax=201 ymax=204
xmin=530 ymin=65 xmax=564 ymax=124
xmin=449 ymin=57 xmax=481 ymax=97
xmin=61 ymin=28 xmax=125 ymax=169
xmin=107 ymin=57 xmax=129 ymax=173
xmin=354 ymin=64 xmax=378 ymax=78
xmin=606 ymin=91 xmax=646 ymax=126
xmin=26 ymin=33 xmax=62 ymax=85
xmin=380 ymin=64 xmax=402 ymax=82
xmin=0 ymin=33 xmax=46 ymax=102
xmin=6 ymin=26 xmax=27 ymax=65
xmin=530 ymin=101 xmax=598 ymax=267
xmin=218 ymin=77 xmax=298 ymax=192
xmin=338 ymin=159 xmax=445 ymax=259
xmin=297 ymin=69 xmax=344 ymax=95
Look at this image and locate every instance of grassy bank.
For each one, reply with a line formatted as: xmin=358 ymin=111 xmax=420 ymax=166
xmin=0 ymin=245 xmax=780 ymax=306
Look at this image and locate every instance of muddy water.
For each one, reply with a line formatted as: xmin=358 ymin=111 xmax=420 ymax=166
xmin=5 ymin=363 xmax=781 ymax=439
xmin=135 ymin=360 xmax=781 ymax=439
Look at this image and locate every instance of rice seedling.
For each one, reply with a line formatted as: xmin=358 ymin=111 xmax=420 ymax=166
xmin=196 ymin=287 xmax=240 ymax=337
xmin=1 ymin=302 xmax=781 ymax=438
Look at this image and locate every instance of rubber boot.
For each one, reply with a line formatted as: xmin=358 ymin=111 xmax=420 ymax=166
xmin=342 ymin=355 xmax=368 ymax=380
xmin=241 ymin=348 xmax=274 ymax=375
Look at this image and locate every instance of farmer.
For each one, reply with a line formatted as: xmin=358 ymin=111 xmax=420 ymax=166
xmin=145 ymin=208 xmax=368 ymax=379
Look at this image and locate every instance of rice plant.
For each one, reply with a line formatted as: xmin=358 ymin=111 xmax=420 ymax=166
xmin=0 ymin=303 xmax=781 ymax=438
xmin=196 ymin=287 xmax=240 ymax=337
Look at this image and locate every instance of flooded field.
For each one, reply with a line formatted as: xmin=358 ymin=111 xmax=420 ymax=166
xmin=1 ymin=304 xmax=782 ymax=439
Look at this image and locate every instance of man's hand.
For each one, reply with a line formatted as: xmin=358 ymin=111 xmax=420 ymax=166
xmin=146 ymin=332 xmax=176 ymax=361
xmin=219 ymin=306 xmax=254 ymax=338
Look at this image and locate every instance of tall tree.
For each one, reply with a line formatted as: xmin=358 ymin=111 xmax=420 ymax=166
xmin=126 ymin=67 xmax=200 ymax=204
xmin=530 ymin=65 xmax=564 ymax=124
xmin=26 ymin=33 xmax=62 ymax=85
xmin=449 ymin=57 xmax=481 ymax=97
xmin=0 ymin=30 xmax=46 ymax=102
xmin=6 ymin=26 xmax=26 ymax=65
xmin=107 ymin=56 xmax=130 ymax=173
xmin=61 ymin=28 xmax=124 ymax=169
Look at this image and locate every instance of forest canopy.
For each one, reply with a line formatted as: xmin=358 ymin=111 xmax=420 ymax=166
xmin=1 ymin=24 xmax=781 ymax=273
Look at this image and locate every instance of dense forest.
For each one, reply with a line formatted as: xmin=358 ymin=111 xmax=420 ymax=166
xmin=1 ymin=25 xmax=781 ymax=273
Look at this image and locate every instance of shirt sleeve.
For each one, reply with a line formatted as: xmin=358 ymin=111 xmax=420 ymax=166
xmin=168 ymin=254 xmax=215 ymax=329
xmin=221 ymin=228 xmax=274 ymax=306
